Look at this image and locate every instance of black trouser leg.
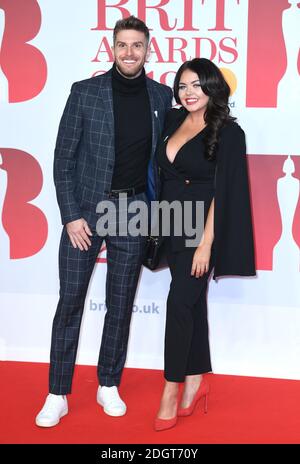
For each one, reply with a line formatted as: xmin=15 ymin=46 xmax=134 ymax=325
xmin=164 ymin=244 xmax=214 ymax=382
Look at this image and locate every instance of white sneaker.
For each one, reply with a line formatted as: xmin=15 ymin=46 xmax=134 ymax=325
xmin=35 ymin=393 xmax=68 ymax=427
xmin=97 ymin=386 xmax=127 ymax=417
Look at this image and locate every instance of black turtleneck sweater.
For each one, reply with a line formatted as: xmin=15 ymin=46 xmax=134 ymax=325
xmin=111 ymin=64 xmax=152 ymax=190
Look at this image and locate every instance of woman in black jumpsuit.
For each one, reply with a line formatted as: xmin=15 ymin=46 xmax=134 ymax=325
xmin=154 ymin=58 xmax=256 ymax=431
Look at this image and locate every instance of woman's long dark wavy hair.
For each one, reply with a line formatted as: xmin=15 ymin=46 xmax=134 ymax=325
xmin=173 ymin=58 xmax=235 ymax=160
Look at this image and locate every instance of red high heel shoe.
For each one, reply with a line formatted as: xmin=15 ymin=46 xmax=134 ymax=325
xmin=154 ymin=399 xmax=178 ymax=432
xmin=177 ymin=378 xmax=209 ymax=417
xmin=154 ymin=415 xmax=177 ymax=432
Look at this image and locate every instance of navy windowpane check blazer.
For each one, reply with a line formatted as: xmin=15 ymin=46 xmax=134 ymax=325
xmin=53 ymin=68 xmax=173 ymax=226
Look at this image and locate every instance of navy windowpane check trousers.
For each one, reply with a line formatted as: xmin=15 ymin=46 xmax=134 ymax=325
xmin=49 ymin=194 xmax=147 ymax=394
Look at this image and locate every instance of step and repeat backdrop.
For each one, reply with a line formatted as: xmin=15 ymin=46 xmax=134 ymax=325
xmin=0 ymin=0 xmax=299 ymax=379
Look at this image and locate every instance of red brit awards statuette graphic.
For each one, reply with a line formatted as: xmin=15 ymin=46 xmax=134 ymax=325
xmin=246 ymin=0 xmax=300 ymax=108
xmin=0 ymin=0 xmax=47 ymax=102
xmin=248 ymin=155 xmax=300 ymax=271
xmin=272 ymin=156 xmax=300 ymax=272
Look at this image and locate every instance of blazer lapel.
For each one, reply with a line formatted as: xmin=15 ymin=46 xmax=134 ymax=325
xmin=165 ymin=107 xmax=188 ymax=139
xmin=97 ymin=71 xmax=115 ymax=163
xmin=100 ymin=72 xmax=114 ymax=133
xmin=146 ymin=79 xmax=160 ymax=159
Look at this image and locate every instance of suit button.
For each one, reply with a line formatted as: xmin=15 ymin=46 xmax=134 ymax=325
xmin=104 ymin=190 xmax=109 ymax=194
xmin=108 ymin=164 xmax=113 ymax=169
xmin=185 ymin=179 xmax=190 ymax=185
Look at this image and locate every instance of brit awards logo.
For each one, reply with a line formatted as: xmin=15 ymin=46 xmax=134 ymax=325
xmin=0 ymin=0 xmax=47 ymax=102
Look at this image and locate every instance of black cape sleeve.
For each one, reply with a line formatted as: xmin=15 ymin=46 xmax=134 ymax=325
xmin=213 ymin=122 xmax=256 ymax=280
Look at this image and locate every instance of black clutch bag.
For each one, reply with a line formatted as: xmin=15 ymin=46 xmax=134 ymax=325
xmin=143 ymin=235 xmax=167 ymax=271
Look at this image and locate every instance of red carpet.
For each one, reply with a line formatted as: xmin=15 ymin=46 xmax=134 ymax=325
xmin=1 ymin=361 xmax=300 ymax=444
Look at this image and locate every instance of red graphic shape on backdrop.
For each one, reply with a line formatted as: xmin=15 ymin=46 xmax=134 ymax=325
xmin=292 ymin=156 xmax=300 ymax=246
xmin=0 ymin=149 xmax=48 ymax=259
xmin=0 ymin=0 xmax=47 ymax=102
xmin=97 ymin=244 xmax=107 ymax=264
xmin=248 ymin=154 xmax=300 ymax=270
xmin=246 ymin=0 xmax=300 ymax=107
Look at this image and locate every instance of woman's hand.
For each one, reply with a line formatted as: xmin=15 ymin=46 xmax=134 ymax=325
xmin=191 ymin=243 xmax=212 ymax=278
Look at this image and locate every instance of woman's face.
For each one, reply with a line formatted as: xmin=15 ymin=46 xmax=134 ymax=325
xmin=178 ymin=69 xmax=209 ymax=114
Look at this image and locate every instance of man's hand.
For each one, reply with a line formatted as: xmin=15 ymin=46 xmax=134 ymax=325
xmin=66 ymin=219 xmax=92 ymax=251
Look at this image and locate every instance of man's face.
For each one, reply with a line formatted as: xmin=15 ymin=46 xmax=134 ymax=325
xmin=112 ymin=29 xmax=150 ymax=78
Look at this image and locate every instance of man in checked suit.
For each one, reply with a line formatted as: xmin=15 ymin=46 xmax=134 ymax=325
xmin=36 ymin=16 xmax=172 ymax=427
